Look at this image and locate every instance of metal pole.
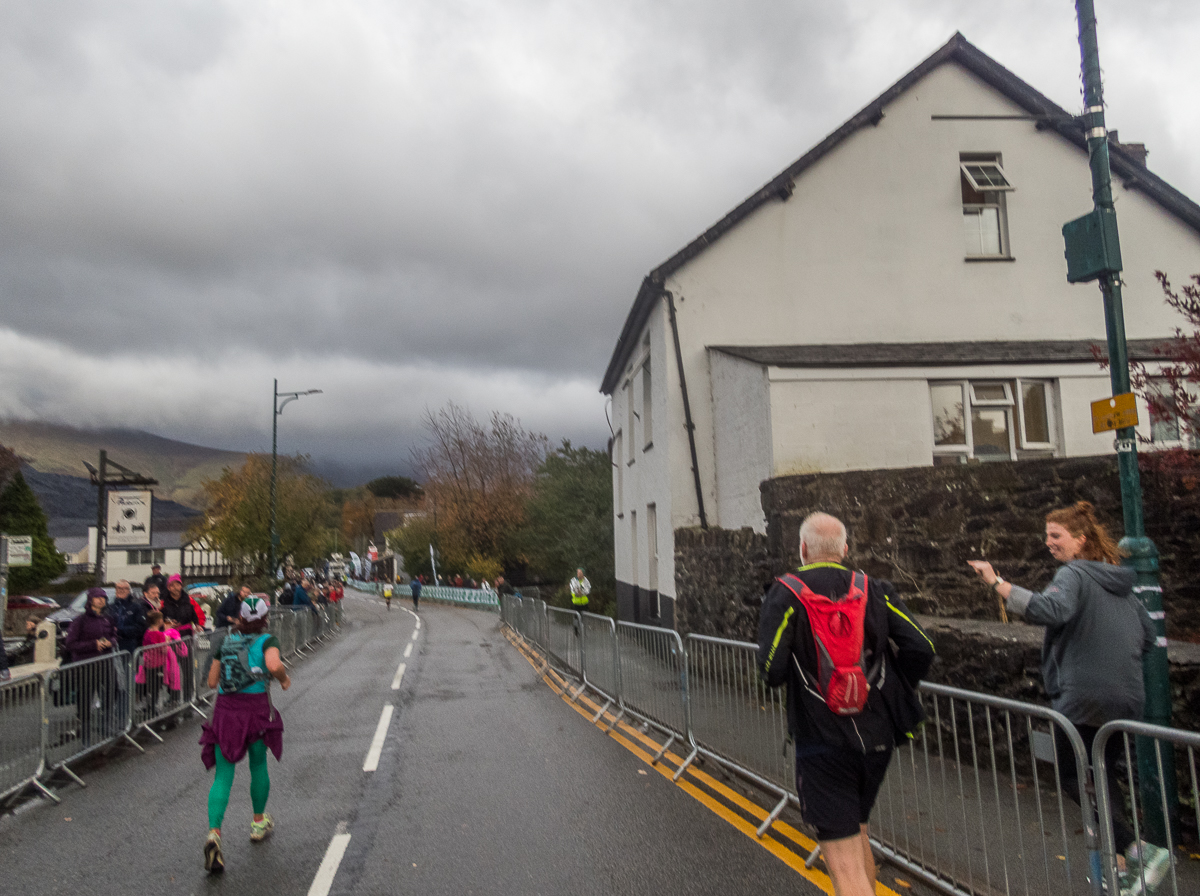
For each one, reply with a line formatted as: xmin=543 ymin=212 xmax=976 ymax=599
xmin=94 ymin=450 xmax=107 ymax=586
xmin=0 ymin=536 xmax=9 ymax=648
xmin=1074 ymin=0 xmax=1176 ymax=844
xmin=270 ymin=379 xmax=279 ymax=581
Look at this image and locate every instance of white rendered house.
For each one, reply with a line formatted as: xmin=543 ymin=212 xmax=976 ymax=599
xmin=601 ymin=33 xmax=1200 ymax=627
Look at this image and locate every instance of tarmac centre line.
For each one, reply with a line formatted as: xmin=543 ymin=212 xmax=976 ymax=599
xmin=403 ymin=642 xmax=413 ymax=658
xmin=307 ymin=822 xmax=352 ymax=896
xmin=410 ymin=628 xmax=419 ymax=641
xmin=391 ymin=662 xmax=407 ymax=691
xmin=362 ymin=704 xmax=395 ymax=772
xmin=502 ymin=630 xmax=907 ymax=896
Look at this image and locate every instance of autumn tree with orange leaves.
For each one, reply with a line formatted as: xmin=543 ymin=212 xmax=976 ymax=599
xmin=192 ymin=453 xmax=336 ymax=575
xmin=397 ymin=403 xmax=547 ymax=579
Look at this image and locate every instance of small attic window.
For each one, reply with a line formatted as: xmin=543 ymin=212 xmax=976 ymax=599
xmin=961 ymin=161 xmax=1014 ymax=192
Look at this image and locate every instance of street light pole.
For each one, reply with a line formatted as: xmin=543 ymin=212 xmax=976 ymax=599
xmin=1068 ymin=0 xmax=1176 ymax=844
xmin=268 ymin=379 xmax=322 ymax=581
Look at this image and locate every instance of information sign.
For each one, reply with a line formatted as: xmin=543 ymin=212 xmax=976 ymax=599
xmin=1091 ymin=393 xmax=1139 ymax=434
xmin=107 ymin=490 xmax=153 ymax=546
xmin=4 ymin=535 xmax=33 ymax=566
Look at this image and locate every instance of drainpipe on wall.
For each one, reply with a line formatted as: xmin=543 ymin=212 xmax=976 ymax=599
xmin=665 ymin=289 xmax=708 ymax=529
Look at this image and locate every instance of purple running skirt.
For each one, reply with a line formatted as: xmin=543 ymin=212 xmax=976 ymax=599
xmin=199 ymin=692 xmax=284 ymax=769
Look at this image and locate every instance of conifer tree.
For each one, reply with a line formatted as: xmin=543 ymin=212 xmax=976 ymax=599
xmin=0 ymin=470 xmax=66 ymax=591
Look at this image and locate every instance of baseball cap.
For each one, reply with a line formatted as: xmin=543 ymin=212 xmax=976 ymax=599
xmin=240 ymin=596 xmax=270 ymax=622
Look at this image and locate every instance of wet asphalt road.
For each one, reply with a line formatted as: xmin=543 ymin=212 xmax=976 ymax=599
xmin=0 ymin=591 xmax=816 ymax=896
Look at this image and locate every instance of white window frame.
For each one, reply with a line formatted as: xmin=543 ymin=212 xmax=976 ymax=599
xmin=647 ymin=503 xmax=658 ymax=598
xmin=960 ymin=161 xmax=1014 ymax=192
xmin=931 ymin=378 xmax=1057 ymax=462
xmin=1016 ymin=379 xmax=1056 ymax=450
xmin=642 ymin=359 xmax=653 ymax=450
xmin=614 ymin=430 xmax=624 ymax=517
xmin=1145 ymin=379 xmax=1199 ymax=448
xmin=961 ymin=154 xmax=1013 ymax=260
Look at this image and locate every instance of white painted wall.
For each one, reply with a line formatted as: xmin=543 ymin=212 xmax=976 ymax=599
xmin=611 ymin=299 xmax=676 ymax=601
xmin=658 ymin=60 xmax=1200 ymax=529
xmin=767 ymin=375 xmax=932 ymax=479
xmin=710 ymin=350 xmax=772 ymax=532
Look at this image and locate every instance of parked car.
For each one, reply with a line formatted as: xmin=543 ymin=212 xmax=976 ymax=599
xmin=5 ymin=595 xmax=59 ymax=610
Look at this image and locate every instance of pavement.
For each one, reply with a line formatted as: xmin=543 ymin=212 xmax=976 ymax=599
xmin=0 ymin=589 xmax=827 ymax=896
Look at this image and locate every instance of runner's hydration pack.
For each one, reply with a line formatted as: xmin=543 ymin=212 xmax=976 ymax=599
xmin=218 ymin=633 xmax=270 ymax=693
xmin=778 ymin=572 xmax=876 ymax=716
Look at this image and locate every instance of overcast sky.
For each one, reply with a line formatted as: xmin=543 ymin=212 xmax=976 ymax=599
xmin=1 ymin=1 xmax=1197 ymax=483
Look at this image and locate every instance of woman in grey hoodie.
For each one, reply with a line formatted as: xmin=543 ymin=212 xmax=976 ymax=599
xmin=968 ymin=501 xmax=1164 ymax=890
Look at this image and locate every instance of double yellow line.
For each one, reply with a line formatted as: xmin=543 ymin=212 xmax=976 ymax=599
xmin=504 ymin=630 xmax=904 ymax=896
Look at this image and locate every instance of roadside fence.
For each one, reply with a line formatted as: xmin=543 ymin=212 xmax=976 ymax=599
xmin=500 ymin=597 xmax=1197 ymax=896
xmin=351 ymin=579 xmax=501 ymax=610
xmin=1094 ymin=720 xmax=1200 ymax=896
xmin=0 ymin=603 xmax=342 ymax=809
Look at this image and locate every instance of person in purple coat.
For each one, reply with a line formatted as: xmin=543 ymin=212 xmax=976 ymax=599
xmin=64 ymin=588 xmax=119 ymax=745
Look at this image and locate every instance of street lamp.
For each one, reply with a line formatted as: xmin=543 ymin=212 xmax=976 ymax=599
xmin=270 ymin=379 xmax=322 ymax=580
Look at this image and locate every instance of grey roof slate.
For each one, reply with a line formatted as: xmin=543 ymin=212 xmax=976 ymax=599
xmin=709 ymin=338 xmax=1172 ymax=369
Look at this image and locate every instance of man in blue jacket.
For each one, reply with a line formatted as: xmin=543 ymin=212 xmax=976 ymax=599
xmin=107 ymin=579 xmax=149 ymax=654
xmin=758 ymin=513 xmax=934 ymax=896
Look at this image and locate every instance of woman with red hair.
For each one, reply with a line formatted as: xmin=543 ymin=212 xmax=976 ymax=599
xmin=969 ymin=501 xmax=1166 ymax=890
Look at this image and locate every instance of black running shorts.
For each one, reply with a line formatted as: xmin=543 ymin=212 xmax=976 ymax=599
xmin=794 ymin=745 xmax=893 ymax=841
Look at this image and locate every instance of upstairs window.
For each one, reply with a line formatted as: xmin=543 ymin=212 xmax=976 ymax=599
xmin=932 ymin=379 xmax=1056 ymax=464
xmin=1146 ymin=380 xmax=1200 ymax=448
xmin=642 ymin=359 xmax=653 ymax=449
xmin=961 ymin=155 xmax=1014 ymax=259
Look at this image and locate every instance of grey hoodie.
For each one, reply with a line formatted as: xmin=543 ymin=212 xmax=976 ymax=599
xmin=1007 ymin=560 xmax=1155 ymax=728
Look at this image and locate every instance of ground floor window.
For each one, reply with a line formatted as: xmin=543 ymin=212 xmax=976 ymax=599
xmin=126 ymin=548 xmax=166 ymax=565
xmin=931 ymin=378 xmax=1057 ymax=464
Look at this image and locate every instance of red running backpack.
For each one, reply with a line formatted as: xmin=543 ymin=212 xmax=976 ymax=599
xmin=778 ymin=571 xmax=873 ymax=716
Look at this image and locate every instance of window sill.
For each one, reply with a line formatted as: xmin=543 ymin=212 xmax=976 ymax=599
xmin=617 ymin=513 xmax=624 ymax=520
xmin=627 ymin=459 xmax=635 ymax=467
xmin=964 ymin=255 xmax=1016 ymax=263
xmin=643 ymin=441 xmax=653 ymax=452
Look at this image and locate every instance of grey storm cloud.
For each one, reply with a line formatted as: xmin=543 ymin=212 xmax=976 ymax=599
xmin=1 ymin=0 xmax=1198 ymax=476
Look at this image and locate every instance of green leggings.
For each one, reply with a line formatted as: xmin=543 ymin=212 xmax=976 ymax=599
xmin=208 ymin=742 xmax=270 ymax=829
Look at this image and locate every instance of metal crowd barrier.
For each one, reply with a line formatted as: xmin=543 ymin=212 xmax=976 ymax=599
xmin=500 ymin=609 xmax=1194 ymax=896
xmin=43 ymin=652 xmax=141 ymax=783
xmin=544 ymin=607 xmax=582 ymax=680
xmin=129 ymin=636 xmax=194 ymax=742
xmin=685 ymin=634 xmax=794 ymax=830
xmin=0 ymin=605 xmax=343 ymax=808
xmin=873 ymin=682 xmax=1100 ymax=896
xmin=0 ymin=673 xmax=54 ymax=803
xmin=1094 ymin=720 xmax=1200 ymax=896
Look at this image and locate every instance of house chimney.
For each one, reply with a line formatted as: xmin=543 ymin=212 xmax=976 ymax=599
xmin=1108 ymin=130 xmax=1149 ymax=167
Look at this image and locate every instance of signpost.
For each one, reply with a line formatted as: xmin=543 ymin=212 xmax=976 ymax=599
xmin=84 ymin=451 xmax=157 ymax=586
xmin=1066 ymin=0 xmax=1176 ymax=843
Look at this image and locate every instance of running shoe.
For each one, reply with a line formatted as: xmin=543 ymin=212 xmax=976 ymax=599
xmin=1123 ymin=842 xmax=1172 ymax=895
xmin=250 ymin=813 xmax=274 ymax=842
xmin=204 ymin=831 xmax=224 ymax=874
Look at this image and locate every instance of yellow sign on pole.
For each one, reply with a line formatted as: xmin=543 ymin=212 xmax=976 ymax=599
xmin=1091 ymin=392 xmax=1139 ymax=434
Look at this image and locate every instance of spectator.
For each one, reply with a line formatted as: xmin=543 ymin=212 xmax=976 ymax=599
xmin=144 ymin=583 xmax=162 ymax=613
xmin=410 ymin=576 xmax=421 ymax=611
xmin=216 ymin=584 xmax=251 ymax=629
xmin=144 ymin=563 xmax=168 ymax=596
xmin=135 ymin=611 xmax=184 ymax=715
xmin=968 ymin=501 xmax=1167 ymax=890
xmin=494 ymin=576 xmax=514 ymax=596
xmin=292 ymin=579 xmax=317 ymax=614
xmin=162 ymin=575 xmax=199 ymax=636
xmin=758 ymin=513 xmax=934 ymax=896
xmin=65 ymin=588 xmax=119 ymax=746
xmin=107 ymin=579 xmax=149 ymax=655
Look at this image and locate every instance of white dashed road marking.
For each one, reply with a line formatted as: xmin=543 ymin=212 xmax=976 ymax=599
xmin=308 ymin=823 xmax=351 ymax=896
xmin=362 ymin=705 xmax=394 ymax=772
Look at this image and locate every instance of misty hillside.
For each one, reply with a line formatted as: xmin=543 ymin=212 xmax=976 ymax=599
xmin=23 ymin=465 xmax=201 ymax=539
xmin=0 ymin=419 xmax=247 ymax=508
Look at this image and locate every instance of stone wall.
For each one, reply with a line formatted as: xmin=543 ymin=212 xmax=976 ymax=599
xmin=761 ymin=453 xmax=1200 ymax=638
xmin=673 ymin=526 xmax=778 ymax=642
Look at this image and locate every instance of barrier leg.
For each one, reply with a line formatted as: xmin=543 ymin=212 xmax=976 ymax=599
xmin=756 ymin=793 xmax=789 ymax=838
